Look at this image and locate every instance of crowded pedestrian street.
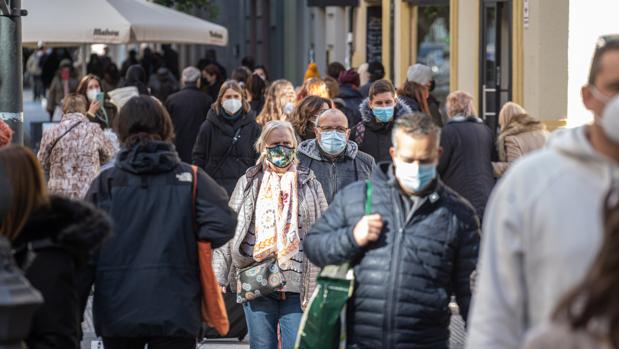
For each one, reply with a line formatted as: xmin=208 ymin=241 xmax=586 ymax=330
xmin=2 ymin=0 xmax=619 ymax=349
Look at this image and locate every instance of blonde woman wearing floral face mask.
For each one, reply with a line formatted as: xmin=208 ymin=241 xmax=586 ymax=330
xmin=213 ymin=120 xmax=327 ymax=349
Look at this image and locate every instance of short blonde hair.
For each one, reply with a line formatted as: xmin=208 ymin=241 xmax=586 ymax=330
xmin=62 ymin=93 xmax=87 ymax=114
xmin=255 ymin=120 xmax=298 ymax=164
xmin=446 ymin=91 xmax=476 ymax=117
xmin=498 ymin=102 xmax=527 ymax=129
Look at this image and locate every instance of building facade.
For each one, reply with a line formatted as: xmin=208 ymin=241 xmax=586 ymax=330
xmin=352 ymin=0 xmax=619 ymax=130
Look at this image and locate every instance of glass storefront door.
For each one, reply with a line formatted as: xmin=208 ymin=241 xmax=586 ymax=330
xmin=480 ymin=0 xmax=512 ymax=133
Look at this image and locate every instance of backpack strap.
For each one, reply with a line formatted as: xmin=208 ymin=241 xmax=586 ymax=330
xmin=191 ymin=165 xmax=199 ymax=232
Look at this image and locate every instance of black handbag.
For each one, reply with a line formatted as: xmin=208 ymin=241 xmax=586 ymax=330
xmin=235 ymin=257 xmax=286 ymax=304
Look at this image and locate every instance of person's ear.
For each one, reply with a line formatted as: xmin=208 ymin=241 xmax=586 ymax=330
xmin=437 ymin=147 xmax=443 ymax=160
xmin=389 ymin=146 xmax=396 ymax=161
xmin=582 ymin=85 xmax=595 ymax=111
xmin=345 ymin=129 xmax=351 ymax=140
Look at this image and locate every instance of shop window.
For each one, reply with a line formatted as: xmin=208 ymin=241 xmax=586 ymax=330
xmin=416 ymin=5 xmax=450 ymax=102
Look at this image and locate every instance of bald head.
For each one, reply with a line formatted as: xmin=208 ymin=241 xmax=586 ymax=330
xmin=315 ymin=108 xmax=348 ymax=128
xmin=315 ymin=108 xmax=351 ymax=155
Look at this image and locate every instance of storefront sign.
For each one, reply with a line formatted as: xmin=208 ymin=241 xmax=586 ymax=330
xmin=307 ymin=0 xmax=359 ymax=6
xmin=524 ymin=0 xmax=529 ymax=29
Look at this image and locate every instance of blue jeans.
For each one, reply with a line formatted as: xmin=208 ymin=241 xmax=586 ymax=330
xmin=243 ymin=292 xmax=303 ymax=349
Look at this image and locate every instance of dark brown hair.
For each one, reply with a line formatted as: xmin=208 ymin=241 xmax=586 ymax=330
xmin=589 ymin=36 xmax=619 ymax=85
xmin=114 ymin=95 xmax=175 ymax=147
xmin=62 ymin=93 xmax=88 ymax=114
xmin=290 ymin=96 xmax=333 ymax=137
xmin=369 ymin=79 xmax=396 ymax=101
xmin=246 ymin=73 xmax=266 ymax=101
xmin=553 ymin=191 xmax=619 ymax=347
xmin=0 ymin=145 xmax=50 ymax=240
xmin=203 ymin=64 xmax=224 ymax=82
xmin=327 ymin=62 xmax=346 ymax=80
xmin=398 ymin=80 xmax=430 ymax=114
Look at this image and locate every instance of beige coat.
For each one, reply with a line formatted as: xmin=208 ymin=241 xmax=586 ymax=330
xmin=492 ymin=114 xmax=548 ymax=177
xmin=522 ymin=322 xmax=612 ymax=349
xmin=213 ymin=164 xmax=328 ymax=309
xmin=38 ymin=113 xmax=114 ymax=199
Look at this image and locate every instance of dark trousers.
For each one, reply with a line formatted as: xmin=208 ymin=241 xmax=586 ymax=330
xmin=102 ymin=337 xmax=195 ymax=349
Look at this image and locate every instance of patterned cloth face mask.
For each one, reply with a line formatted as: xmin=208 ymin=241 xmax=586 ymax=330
xmin=266 ymin=144 xmax=295 ymax=168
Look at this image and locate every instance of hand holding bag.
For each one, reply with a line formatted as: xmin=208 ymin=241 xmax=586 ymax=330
xmin=192 ymin=165 xmax=229 ymax=336
xmin=294 ymin=180 xmax=373 ymax=349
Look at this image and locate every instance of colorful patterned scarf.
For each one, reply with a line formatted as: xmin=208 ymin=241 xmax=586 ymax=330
xmin=253 ymin=167 xmax=300 ymax=268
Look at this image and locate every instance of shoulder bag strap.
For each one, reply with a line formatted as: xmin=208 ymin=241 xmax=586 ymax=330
xmin=191 ymin=165 xmax=199 ymax=232
xmin=209 ymin=126 xmax=243 ymax=176
xmin=365 ymin=179 xmax=373 ymax=215
xmin=44 ymin=120 xmax=83 ymax=165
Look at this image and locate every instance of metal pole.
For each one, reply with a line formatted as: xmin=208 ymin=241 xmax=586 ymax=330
xmin=0 ymin=0 xmax=26 ymax=145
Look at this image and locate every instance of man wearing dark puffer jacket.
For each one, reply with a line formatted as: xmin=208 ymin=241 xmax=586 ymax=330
xmin=304 ymin=112 xmax=480 ymax=349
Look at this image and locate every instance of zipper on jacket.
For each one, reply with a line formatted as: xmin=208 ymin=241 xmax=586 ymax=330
xmin=331 ymin=162 xmax=337 ymax=195
xmin=384 ymin=187 xmax=406 ymax=349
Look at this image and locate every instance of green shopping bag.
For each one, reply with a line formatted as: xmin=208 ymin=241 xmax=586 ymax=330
xmin=295 ymin=180 xmax=373 ymax=349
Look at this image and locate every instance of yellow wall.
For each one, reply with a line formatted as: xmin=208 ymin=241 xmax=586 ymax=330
xmin=394 ymin=1 xmax=412 ymax=87
xmin=454 ymin=0 xmax=479 ymax=103
xmin=381 ymin=0 xmax=391 ymax=80
xmin=352 ymin=2 xmax=368 ymax=67
xmin=522 ymin=0 xmax=568 ymax=121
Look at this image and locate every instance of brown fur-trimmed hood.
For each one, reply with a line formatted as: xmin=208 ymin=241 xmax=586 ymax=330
xmin=497 ymin=114 xmax=547 ymax=161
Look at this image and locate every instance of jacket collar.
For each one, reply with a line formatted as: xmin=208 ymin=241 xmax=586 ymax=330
xmin=206 ymin=108 xmax=255 ymax=132
xmin=448 ymin=114 xmax=483 ymax=124
xmin=245 ymin=162 xmax=315 ymax=186
xmin=297 ymin=138 xmax=359 ymax=161
xmin=61 ymin=112 xmax=89 ymax=123
xmin=116 ymin=141 xmax=180 ymax=174
xmin=359 ymin=97 xmax=413 ymax=129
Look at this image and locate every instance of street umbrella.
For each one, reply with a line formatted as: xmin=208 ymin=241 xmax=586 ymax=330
xmin=21 ymin=0 xmax=228 ymax=46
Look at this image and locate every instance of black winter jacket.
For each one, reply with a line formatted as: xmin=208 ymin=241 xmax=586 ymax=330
xmin=337 ymin=84 xmax=364 ymax=115
xmin=165 ymin=86 xmax=213 ymax=163
xmin=437 ymin=116 xmax=497 ymax=218
xmin=304 ymin=163 xmax=480 ymax=349
xmin=351 ymin=98 xmax=412 ymax=162
xmin=398 ymin=94 xmax=445 ymax=127
xmin=13 ymin=196 xmax=110 ymax=349
xmin=84 ymin=141 xmax=236 ymax=338
xmin=192 ymin=108 xmax=261 ymax=195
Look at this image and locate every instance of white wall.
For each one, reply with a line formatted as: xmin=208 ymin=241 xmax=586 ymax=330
xmin=567 ymin=0 xmax=619 ymax=127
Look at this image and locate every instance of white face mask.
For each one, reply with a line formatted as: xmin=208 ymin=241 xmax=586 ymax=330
xmin=601 ymin=94 xmax=619 ymax=144
xmin=222 ymin=98 xmax=243 ymax=115
xmin=393 ymin=158 xmax=437 ymax=193
xmin=87 ymin=88 xmax=100 ymax=102
xmin=283 ymin=102 xmax=294 ymax=115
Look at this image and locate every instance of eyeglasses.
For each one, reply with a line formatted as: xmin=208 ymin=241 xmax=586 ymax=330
xmin=317 ymin=126 xmax=348 ymax=133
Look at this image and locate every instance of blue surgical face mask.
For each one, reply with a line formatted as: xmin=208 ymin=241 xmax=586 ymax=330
xmin=319 ymin=130 xmax=347 ymax=155
xmin=394 ymin=158 xmax=436 ymax=193
xmin=373 ymin=106 xmax=395 ymax=123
